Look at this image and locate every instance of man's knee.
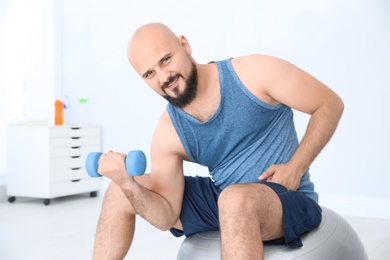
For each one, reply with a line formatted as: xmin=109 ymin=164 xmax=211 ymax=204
xmin=218 ymin=183 xmax=284 ymax=240
xmin=102 ymin=175 xmax=152 ymax=215
xmin=217 ymin=183 xmax=282 ymax=220
xmin=102 ymin=182 xmax=135 ymax=215
xmin=218 ymin=184 xmax=260 ymax=215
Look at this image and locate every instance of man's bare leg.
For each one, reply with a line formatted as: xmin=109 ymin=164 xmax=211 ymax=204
xmin=93 ymin=175 xmax=151 ymax=260
xmin=218 ymin=183 xmax=284 ymax=260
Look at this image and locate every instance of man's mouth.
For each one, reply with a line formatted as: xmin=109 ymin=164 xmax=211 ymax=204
xmin=164 ymin=75 xmax=179 ymax=91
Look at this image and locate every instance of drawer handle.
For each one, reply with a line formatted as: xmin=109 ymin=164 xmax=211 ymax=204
xmin=71 ymin=146 xmax=81 ymax=149
xmin=71 ymin=155 xmax=81 ymax=159
xmin=71 ymin=167 xmax=81 ymax=171
xmin=71 ymin=127 xmax=80 ymax=130
xmin=71 ymin=137 xmax=81 ymax=140
xmin=71 ymin=179 xmax=81 ymax=182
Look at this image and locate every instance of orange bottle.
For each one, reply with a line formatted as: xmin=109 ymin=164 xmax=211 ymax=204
xmin=55 ymin=100 xmax=64 ymax=125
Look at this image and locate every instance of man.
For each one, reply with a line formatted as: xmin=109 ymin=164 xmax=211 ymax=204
xmin=93 ymin=23 xmax=344 ymax=260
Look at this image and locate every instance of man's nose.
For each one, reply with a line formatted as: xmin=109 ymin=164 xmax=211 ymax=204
xmin=157 ymin=69 xmax=171 ymax=86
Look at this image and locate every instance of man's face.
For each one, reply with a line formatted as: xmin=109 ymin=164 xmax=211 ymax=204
xmin=128 ymin=29 xmax=197 ymax=108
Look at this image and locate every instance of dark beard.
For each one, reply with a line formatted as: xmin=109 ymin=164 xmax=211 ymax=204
xmin=162 ymin=63 xmax=197 ymax=108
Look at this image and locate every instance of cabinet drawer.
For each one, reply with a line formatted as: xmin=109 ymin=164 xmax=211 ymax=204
xmin=51 ymin=156 xmax=87 ymax=169
xmin=50 ymin=178 xmax=101 ymax=198
xmin=50 ymin=136 xmax=100 ymax=147
xmin=51 ymin=145 xmax=100 ymax=157
xmin=50 ymin=126 xmax=100 ymax=138
xmin=50 ymin=167 xmax=90 ymax=182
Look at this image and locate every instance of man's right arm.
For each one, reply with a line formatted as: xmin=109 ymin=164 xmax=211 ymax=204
xmin=98 ymin=110 xmax=185 ymax=231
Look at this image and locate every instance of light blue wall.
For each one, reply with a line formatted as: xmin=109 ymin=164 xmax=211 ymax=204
xmin=2 ymin=0 xmax=390 ymax=213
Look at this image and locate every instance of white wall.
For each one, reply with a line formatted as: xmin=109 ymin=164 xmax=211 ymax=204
xmin=2 ymin=0 xmax=390 ymax=218
xmin=0 ymin=0 xmax=61 ymax=177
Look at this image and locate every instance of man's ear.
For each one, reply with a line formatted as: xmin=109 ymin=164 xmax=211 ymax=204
xmin=179 ymin=35 xmax=192 ymax=55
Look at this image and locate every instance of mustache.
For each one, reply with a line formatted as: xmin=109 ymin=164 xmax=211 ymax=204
xmin=161 ymin=74 xmax=182 ymax=91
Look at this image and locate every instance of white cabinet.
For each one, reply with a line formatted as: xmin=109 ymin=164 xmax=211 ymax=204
xmin=6 ymin=125 xmax=102 ymax=205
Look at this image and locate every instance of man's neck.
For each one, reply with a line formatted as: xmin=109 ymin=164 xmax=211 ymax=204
xmin=182 ymin=63 xmax=220 ymax=122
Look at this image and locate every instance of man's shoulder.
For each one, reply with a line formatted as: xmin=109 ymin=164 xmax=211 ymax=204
xmin=232 ymin=54 xmax=282 ymax=67
xmin=230 ymin=54 xmax=288 ymax=105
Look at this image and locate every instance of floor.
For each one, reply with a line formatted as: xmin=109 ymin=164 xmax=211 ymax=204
xmin=1 ymin=179 xmax=389 ymax=260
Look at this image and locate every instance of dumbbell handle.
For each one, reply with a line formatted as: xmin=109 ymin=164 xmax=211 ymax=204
xmin=85 ymin=150 xmax=147 ymax=177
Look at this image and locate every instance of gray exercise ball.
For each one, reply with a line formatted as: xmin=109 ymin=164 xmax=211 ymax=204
xmin=177 ymin=206 xmax=368 ymax=260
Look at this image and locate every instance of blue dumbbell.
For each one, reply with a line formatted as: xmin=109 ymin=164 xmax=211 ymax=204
xmin=85 ymin=150 xmax=147 ymax=177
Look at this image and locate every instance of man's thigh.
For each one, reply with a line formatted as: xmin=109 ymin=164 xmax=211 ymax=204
xmin=170 ymin=176 xmax=220 ymax=237
xmin=259 ymin=182 xmax=322 ymax=247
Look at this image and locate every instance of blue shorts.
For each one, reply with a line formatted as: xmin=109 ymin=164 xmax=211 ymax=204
xmin=170 ymin=176 xmax=322 ymax=248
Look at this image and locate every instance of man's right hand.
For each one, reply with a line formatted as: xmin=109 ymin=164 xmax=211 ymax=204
xmin=98 ymin=150 xmax=134 ymax=185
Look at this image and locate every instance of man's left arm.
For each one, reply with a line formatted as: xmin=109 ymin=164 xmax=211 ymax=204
xmin=255 ymin=55 xmax=344 ymax=190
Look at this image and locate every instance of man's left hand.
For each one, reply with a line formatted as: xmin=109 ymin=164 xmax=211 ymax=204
xmin=258 ymin=164 xmax=301 ymax=191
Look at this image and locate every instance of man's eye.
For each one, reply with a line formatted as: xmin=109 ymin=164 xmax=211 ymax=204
xmin=162 ymin=56 xmax=171 ymax=64
xmin=145 ymin=71 xmax=153 ymax=78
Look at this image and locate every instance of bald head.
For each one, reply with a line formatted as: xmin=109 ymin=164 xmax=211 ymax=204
xmin=128 ymin=23 xmax=183 ymax=69
xmin=130 ymin=23 xmax=178 ymax=43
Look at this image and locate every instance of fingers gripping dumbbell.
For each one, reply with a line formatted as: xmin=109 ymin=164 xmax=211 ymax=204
xmin=85 ymin=150 xmax=147 ymax=177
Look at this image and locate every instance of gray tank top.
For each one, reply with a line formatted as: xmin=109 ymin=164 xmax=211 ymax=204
xmin=167 ymin=58 xmax=318 ymax=202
